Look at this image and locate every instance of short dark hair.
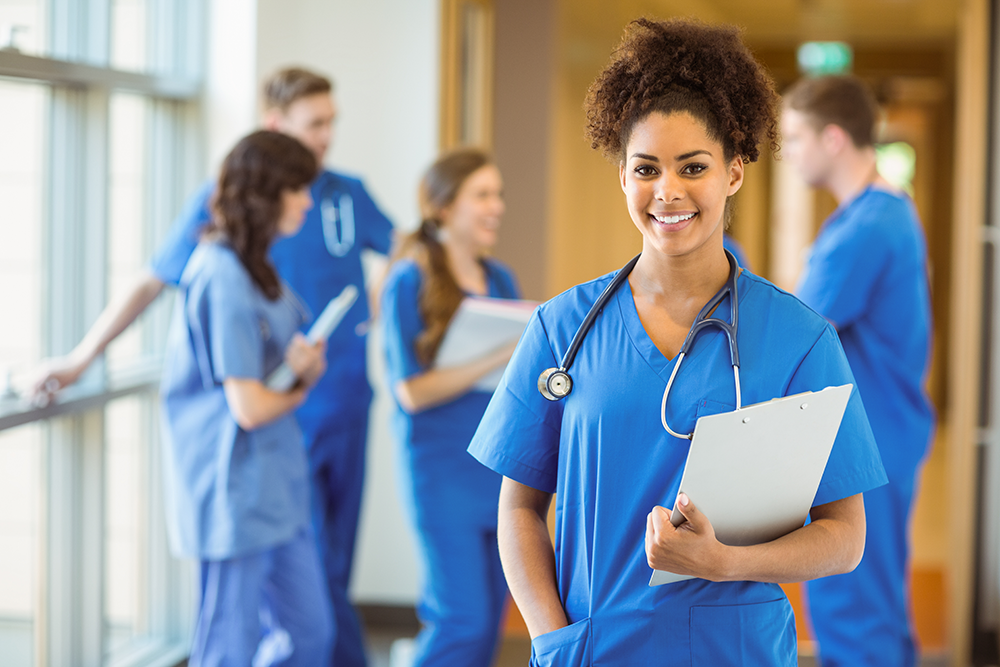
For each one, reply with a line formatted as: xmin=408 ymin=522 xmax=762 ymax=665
xmin=211 ymin=131 xmax=317 ymax=299
xmin=585 ymin=18 xmax=780 ymax=164
xmin=262 ymin=67 xmax=333 ymax=111
xmin=783 ymin=75 xmax=879 ymax=148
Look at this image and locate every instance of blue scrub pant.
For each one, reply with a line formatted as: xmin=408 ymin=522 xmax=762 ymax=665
xmin=308 ymin=415 xmax=369 ymax=667
xmin=412 ymin=522 xmax=509 ymax=667
xmin=190 ymin=528 xmax=333 ymax=667
xmin=806 ymin=472 xmax=919 ymax=667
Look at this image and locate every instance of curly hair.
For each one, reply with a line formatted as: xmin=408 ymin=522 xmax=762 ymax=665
xmin=211 ymin=130 xmax=317 ymax=299
xmin=389 ymin=148 xmax=493 ymax=366
xmin=585 ymin=18 xmax=780 ymax=164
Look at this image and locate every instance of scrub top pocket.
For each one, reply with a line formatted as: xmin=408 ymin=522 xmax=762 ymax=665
xmin=689 ymin=597 xmax=796 ymax=666
xmin=530 ymin=617 xmax=592 ymax=667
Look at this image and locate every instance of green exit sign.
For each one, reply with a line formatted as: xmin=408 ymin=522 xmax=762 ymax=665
xmin=797 ymin=42 xmax=853 ymax=75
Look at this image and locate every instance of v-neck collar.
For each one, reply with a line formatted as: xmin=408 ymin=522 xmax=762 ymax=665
xmin=615 ymin=271 xmax=753 ymax=383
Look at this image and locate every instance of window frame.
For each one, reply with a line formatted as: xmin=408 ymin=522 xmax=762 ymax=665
xmin=0 ymin=1 xmax=205 ymax=664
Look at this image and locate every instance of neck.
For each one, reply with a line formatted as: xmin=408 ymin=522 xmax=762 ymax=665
xmin=631 ymin=239 xmax=730 ymax=305
xmin=826 ymin=146 xmax=879 ymax=204
xmin=442 ymin=235 xmax=487 ymax=292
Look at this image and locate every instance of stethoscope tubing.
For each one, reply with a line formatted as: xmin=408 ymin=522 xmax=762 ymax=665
xmin=539 ymin=249 xmax=743 ymax=440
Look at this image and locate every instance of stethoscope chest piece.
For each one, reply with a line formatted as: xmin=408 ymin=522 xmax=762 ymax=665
xmin=538 ymin=367 xmax=573 ymax=401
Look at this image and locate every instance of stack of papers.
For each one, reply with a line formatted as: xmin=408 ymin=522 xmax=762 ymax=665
xmin=435 ymin=296 xmax=537 ymax=391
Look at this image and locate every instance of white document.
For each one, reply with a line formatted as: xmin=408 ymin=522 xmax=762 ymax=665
xmin=435 ymin=296 xmax=537 ymax=392
xmin=649 ymin=383 xmax=853 ymax=586
xmin=265 ymin=285 xmax=359 ymax=392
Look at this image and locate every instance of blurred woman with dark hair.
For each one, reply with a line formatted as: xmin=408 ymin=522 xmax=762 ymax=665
xmin=160 ymin=130 xmax=333 ymax=666
xmin=380 ymin=148 xmax=521 ymax=667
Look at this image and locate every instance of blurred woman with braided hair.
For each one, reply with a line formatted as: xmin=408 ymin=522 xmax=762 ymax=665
xmin=468 ymin=18 xmax=886 ymax=666
xmin=380 ymin=148 xmax=521 ymax=667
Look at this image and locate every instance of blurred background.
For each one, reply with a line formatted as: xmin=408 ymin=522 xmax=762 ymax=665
xmin=0 ymin=0 xmax=995 ymax=665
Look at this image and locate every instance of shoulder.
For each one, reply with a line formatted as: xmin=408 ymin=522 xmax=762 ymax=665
xmin=532 ymin=270 xmax=620 ymax=342
xmin=842 ymin=188 xmax=919 ymax=235
xmin=182 ymin=241 xmax=252 ymax=293
xmin=319 ymin=168 xmax=367 ymax=193
xmin=383 ymin=258 xmax=423 ymax=293
xmin=741 ymin=271 xmax=832 ymax=340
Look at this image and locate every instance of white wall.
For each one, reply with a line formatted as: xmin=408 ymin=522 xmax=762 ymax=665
xmin=252 ymin=0 xmax=440 ymax=605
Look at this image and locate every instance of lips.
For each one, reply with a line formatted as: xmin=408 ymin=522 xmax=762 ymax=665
xmin=649 ymin=211 xmax=697 ymax=232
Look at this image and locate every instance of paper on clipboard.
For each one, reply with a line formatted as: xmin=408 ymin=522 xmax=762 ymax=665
xmin=649 ymin=383 xmax=853 ymax=586
xmin=435 ymin=296 xmax=537 ymax=391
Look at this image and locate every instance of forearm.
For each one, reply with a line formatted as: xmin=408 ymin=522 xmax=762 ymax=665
xmin=223 ymin=378 xmax=305 ymax=430
xmin=713 ymin=495 xmax=865 ymax=583
xmin=498 ymin=479 xmax=567 ymax=639
xmin=395 ymin=344 xmax=512 ymax=413
xmin=73 ymin=271 xmax=165 ymax=362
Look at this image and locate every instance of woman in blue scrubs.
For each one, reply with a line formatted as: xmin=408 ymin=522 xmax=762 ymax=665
xmin=380 ymin=149 xmax=521 ymax=667
xmin=160 ymin=131 xmax=333 ymax=666
xmin=468 ymin=19 xmax=887 ymax=666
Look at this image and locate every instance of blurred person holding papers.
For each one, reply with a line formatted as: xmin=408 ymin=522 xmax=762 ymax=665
xmin=380 ymin=148 xmax=524 ymax=667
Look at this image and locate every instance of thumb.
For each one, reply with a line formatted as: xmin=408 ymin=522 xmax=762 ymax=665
xmin=674 ymin=493 xmax=703 ymax=529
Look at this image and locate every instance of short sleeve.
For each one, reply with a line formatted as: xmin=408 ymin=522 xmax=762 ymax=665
xmin=786 ymin=326 xmax=888 ymax=506
xmin=468 ymin=308 xmax=564 ymax=493
xmin=796 ymin=219 xmax=885 ymax=329
xmin=354 ymin=180 xmax=394 ymax=255
xmin=187 ymin=261 xmax=264 ymax=385
xmin=150 ymin=182 xmax=215 ymax=286
xmin=381 ymin=263 xmax=426 ymax=386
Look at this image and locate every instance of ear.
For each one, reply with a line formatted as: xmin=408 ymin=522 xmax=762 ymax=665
xmin=727 ymin=157 xmax=745 ymax=196
xmin=820 ymin=124 xmax=849 ymax=154
xmin=619 ymin=162 xmax=627 ymax=193
xmin=262 ymin=107 xmax=283 ymax=132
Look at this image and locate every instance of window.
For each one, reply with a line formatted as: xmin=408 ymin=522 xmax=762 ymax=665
xmin=0 ymin=2 xmax=203 ymax=665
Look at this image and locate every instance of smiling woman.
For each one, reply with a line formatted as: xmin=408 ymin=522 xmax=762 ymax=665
xmin=468 ymin=17 xmax=888 ymax=667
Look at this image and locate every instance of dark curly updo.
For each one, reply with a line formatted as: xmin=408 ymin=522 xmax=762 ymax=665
xmin=585 ymin=18 xmax=780 ymax=164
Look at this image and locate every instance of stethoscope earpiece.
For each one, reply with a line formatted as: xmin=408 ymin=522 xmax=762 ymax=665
xmin=538 ymin=368 xmax=573 ymax=401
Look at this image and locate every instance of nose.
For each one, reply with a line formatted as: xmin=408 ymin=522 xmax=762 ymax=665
xmin=655 ymin=171 xmax=684 ymax=202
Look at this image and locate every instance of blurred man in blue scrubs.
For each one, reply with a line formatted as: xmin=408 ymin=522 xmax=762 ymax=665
xmin=782 ymin=74 xmax=935 ymax=667
xmin=32 ymin=67 xmax=393 ymax=667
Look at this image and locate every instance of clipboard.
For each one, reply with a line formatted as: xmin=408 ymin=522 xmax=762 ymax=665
xmin=649 ymin=383 xmax=853 ymax=586
xmin=435 ymin=296 xmax=537 ymax=391
xmin=265 ymin=285 xmax=358 ymax=391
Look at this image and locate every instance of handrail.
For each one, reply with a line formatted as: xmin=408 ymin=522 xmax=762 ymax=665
xmin=0 ymin=359 xmax=161 ymax=432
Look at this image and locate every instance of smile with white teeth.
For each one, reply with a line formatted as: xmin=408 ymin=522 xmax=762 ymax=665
xmin=652 ymin=212 xmax=696 ymax=225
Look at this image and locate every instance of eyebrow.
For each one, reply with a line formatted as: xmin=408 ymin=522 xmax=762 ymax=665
xmin=629 ymin=149 xmax=713 ymax=162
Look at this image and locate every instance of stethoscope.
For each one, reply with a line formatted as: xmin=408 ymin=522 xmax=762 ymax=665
xmin=319 ymin=176 xmax=355 ymax=257
xmin=537 ymin=250 xmax=742 ymax=440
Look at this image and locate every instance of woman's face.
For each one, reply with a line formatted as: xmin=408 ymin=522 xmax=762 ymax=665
xmin=440 ymin=164 xmax=505 ymax=253
xmin=277 ymin=186 xmax=313 ymax=237
xmin=620 ymin=111 xmax=743 ymax=260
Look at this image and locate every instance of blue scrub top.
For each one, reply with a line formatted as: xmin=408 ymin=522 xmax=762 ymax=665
xmin=150 ymin=170 xmax=395 ymax=454
xmin=796 ymin=186 xmax=934 ymax=476
xmin=160 ymin=241 xmax=311 ymax=560
xmin=381 ymin=257 xmax=520 ymax=529
xmin=468 ymin=267 xmax=887 ymax=665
